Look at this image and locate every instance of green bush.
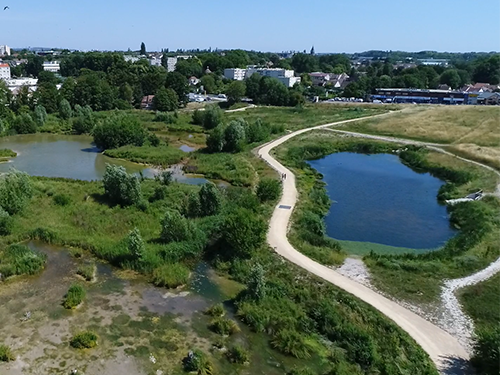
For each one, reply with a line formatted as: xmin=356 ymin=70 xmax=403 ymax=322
xmin=256 ymin=178 xmax=281 ymax=202
xmin=0 ymin=344 xmax=14 ymax=362
xmin=471 ymin=327 xmax=500 ymax=375
xmin=152 ymin=263 xmax=190 ymax=288
xmin=12 ymin=113 xmax=37 ymax=134
xmin=0 ymin=169 xmax=33 ymax=215
xmin=102 ymin=164 xmax=142 ymax=206
xmin=199 ymin=183 xmax=222 ymax=216
xmin=154 ymin=170 xmax=173 ymax=186
xmin=205 ymin=303 xmax=225 ymax=317
xmin=0 ymin=244 xmax=47 ymax=277
xmin=298 ymin=210 xmax=326 ymax=237
xmin=227 ymin=345 xmax=250 ymax=364
xmin=53 ymin=194 xmax=71 ymax=206
xmin=62 ymin=284 xmax=86 ymax=309
xmin=202 ymin=105 xmax=223 ymax=130
xmin=70 ymin=331 xmax=98 ymax=349
xmin=160 ymin=210 xmax=190 ymax=243
xmin=77 ymin=262 xmax=96 ymax=281
xmin=191 ymin=109 xmax=205 ymax=125
xmin=271 ymin=329 xmax=314 ymax=359
xmin=93 ymin=113 xmax=146 ymax=150
xmin=154 ymin=111 xmax=177 ymax=124
xmin=0 ymin=208 xmax=13 ymax=235
xmin=209 ymin=317 xmax=240 ymax=336
xmin=182 ymin=350 xmax=214 ymax=375
xmin=72 ymin=106 xmax=95 ymax=134
xmin=29 ymin=227 xmax=58 ymax=243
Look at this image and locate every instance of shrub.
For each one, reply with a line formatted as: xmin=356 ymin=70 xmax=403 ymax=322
xmin=256 ymin=178 xmax=281 ymax=202
xmin=202 ymin=105 xmax=223 ymax=130
xmin=182 ymin=350 xmax=214 ymax=375
xmin=223 ymin=119 xmax=247 ymax=152
xmin=77 ymin=262 xmax=96 ymax=282
xmin=127 ymin=227 xmax=145 ymax=260
xmin=62 ymin=284 xmax=86 ymax=309
xmin=150 ymin=186 xmax=168 ymax=202
xmin=210 ymin=317 xmax=240 ymax=336
xmin=29 ymin=227 xmax=58 ymax=243
xmin=72 ymin=106 xmax=95 ymax=134
xmin=70 ymin=331 xmax=98 ymax=349
xmin=471 ymin=327 xmax=500 ymax=375
xmin=102 ymin=164 xmax=142 ymax=206
xmin=205 ymin=303 xmax=225 ymax=317
xmin=222 ymin=208 xmax=267 ymax=259
xmin=0 ymin=207 xmax=13 ymax=235
xmin=154 ymin=170 xmax=173 ymax=186
xmin=12 ymin=113 xmax=37 ymax=134
xmin=191 ymin=109 xmax=205 ymax=125
xmin=0 ymin=244 xmax=47 ymax=277
xmin=160 ymin=210 xmax=190 ymax=243
xmin=0 ymin=169 xmax=33 ymax=215
xmin=247 ymin=263 xmax=266 ymax=301
xmin=59 ymin=98 xmax=73 ymax=120
xmin=227 ymin=345 xmax=250 ymax=364
xmin=34 ymin=105 xmax=47 ymax=127
xmin=53 ymin=194 xmax=70 ymax=206
xmin=152 ymin=263 xmax=190 ymax=288
xmin=93 ymin=113 xmax=147 ymax=150
xmin=154 ymin=111 xmax=177 ymax=124
xmin=0 ymin=345 xmax=14 ymax=362
xmin=271 ymin=329 xmax=313 ymax=359
xmin=185 ymin=191 xmax=201 ymax=217
xmin=148 ymin=133 xmax=161 ymax=147
xmin=298 ymin=210 xmax=325 ymax=237
xmin=206 ymin=124 xmax=226 ymax=153
xmin=199 ymin=183 xmax=222 ymax=217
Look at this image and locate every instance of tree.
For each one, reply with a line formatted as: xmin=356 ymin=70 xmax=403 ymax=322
xmin=291 ymin=53 xmax=318 ymax=73
xmin=310 ymin=46 xmax=315 ymax=55
xmin=245 ymin=73 xmax=262 ymax=101
xmin=471 ymin=327 xmax=500 ymax=375
xmin=140 ymin=42 xmax=146 ymax=56
xmin=226 ymin=81 xmax=246 ymax=103
xmin=472 ymin=55 xmax=500 ymax=84
xmin=289 ymin=91 xmax=305 ymax=107
xmin=222 ymin=208 xmax=266 ymax=259
xmin=165 ymin=72 xmax=189 ymax=105
xmin=37 ymin=71 xmax=60 ymax=85
xmin=298 ymin=210 xmax=325 ymax=237
xmin=102 ymin=164 xmax=142 ymax=206
xmin=160 ymin=209 xmax=190 ymax=243
xmin=206 ymin=124 xmax=226 ymax=153
xmin=246 ymin=118 xmax=270 ymax=143
xmin=127 ymin=228 xmax=145 ymax=260
xmin=153 ymin=87 xmax=179 ymax=112
xmin=201 ymin=74 xmax=218 ymax=94
xmin=259 ymin=77 xmax=290 ymax=106
xmin=256 ymin=179 xmax=281 ymax=202
xmin=93 ymin=113 xmax=147 ymax=149
xmin=199 ymin=183 xmax=222 ymax=216
xmin=202 ymin=105 xmax=223 ymax=130
xmin=440 ymin=69 xmax=461 ymax=89
xmin=36 ymin=82 xmax=59 ymax=113
xmin=224 ymin=119 xmax=247 ymax=152
xmin=0 ymin=207 xmax=13 ymax=235
xmin=247 ymin=263 xmax=266 ymax=301
xmin=25 ymin=55 xmax=44 ymax=77
xmin=12 ymin=113 xmax=37 ymax=134
xmin=72 ymin=105 xmax=95 ymax=134
xmin=0 ymin=169 xmax=33 ymax=215
xmin=59 ymin=99 xmax=73 ymax=120
xmin=34 ymin=105 xmax=47 ymax=127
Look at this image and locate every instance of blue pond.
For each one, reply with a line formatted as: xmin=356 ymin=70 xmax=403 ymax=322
xmin=308 ymin=152 xmax=456 ymax=250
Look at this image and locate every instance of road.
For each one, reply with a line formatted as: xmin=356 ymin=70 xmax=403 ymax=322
xmin=257 ymin=114 xmax=471 ymax=373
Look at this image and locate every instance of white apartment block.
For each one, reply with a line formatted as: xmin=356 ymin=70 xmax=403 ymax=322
xmin=224 ymin=68 xmax=246 ymax=80
xmin=278 ymin=76 xmax=301 ymax=87
xmin=166 ymin=57 xmax=177 ymax=72
xmin=0 ymin=45 xmax=11 ymax=56
xmin=149 ymin=58 xmax=162 ymax=67
xmin=0 ymin=63 xmax=11 ymax=80
xmin=43 ymin=61 xmax=60 ymax=73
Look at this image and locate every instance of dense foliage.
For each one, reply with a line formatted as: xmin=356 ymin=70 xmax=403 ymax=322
xmin=0 ymin=244 xmax=47 ymax=277
xmin=62 ymin=284 xmax=86 ymax=309
xmin=102 ymin=164 xmax=142 ymax=206
xmin=70 ymin=331 xmax=98 ymax=349
xmin=93 ymin=113 xmax=147 ymax=150
xmin=471 ymin=327 xmax=500 ymax=375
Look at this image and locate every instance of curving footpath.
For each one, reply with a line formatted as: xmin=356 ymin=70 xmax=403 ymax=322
xmin=257 ymin=114 xmax=470 ymax=373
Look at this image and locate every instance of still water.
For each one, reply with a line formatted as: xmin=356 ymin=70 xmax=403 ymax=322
xmin=308 ymin=152 xmax=456 ymax=249
xmin=0 ymin=134 xmax=207 ymax=184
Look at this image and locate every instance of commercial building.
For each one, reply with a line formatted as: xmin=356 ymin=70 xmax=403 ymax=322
xmin=42 ymin=61 xmax=60 ymax=73
xmin=418 ymin=58 xmax=449 ymax=67
xmin=224 ymin=67 xmax=300 ymax=87
xmin=5 ymin=78 xmax=38 ymax=95
xmin=223 ymin=68 xmax=246 ymax=81
xmin=149 ymin=57 xmax=162 ymax=67
xmin=0 ymin=45 xmax=11 ymax=56
xmin=372 ymin=88 xmax=468 ymax=104
xmin=0 ymin=63 xmax=11 ymax=80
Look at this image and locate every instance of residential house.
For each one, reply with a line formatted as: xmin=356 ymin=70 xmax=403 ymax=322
xmin=189 ymin=76 xmax=200 ymax=86
xmin=309 ymin=72 xmax=331 ymax=86
xmin=0 ymin=63 xmax=11 ymax=80
xmin=437 ymin=84 xmax=451 ymax=91
xmin=141 ymin=95 xmax=155 ymax=110
xmin=477 ymin=92 xmax=500 ymax=105
xmin=42 ymin=61 xmax=60 ymax=73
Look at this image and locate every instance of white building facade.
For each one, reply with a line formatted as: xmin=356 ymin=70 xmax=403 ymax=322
xmin=0 ymin=63 xmax=11 ymax=80
xmin=224 ymin=68 xmax=246 ymax=80
xmin=0 ymin=45 xmax=11 ymax=56
xmin=166 ymin=57 xmax=177 ymax=72
xmin=224 ymin=67 xmax=300 ymax=87
xmin=42 ymin=61 xmax=60 ymax=73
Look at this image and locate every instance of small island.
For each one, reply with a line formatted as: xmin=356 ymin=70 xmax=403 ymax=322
xmin=0 ymin=149 xmax=17 ymax=163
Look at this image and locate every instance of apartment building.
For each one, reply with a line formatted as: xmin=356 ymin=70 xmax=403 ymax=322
xmin=0 ymin=63 xmax=11 ymax=80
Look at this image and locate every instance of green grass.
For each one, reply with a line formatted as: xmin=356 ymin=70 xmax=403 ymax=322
xmin=151 ymin=263 xmax=190 ymax=288
xmin=338 ymin=240 xmax=437 ymax=256
xmin=0 ymin=148 xmax=17 ymax=160
xmin=459 ymin=273 xmax=500 ymax=330
xmin=0 ymin=344 xmax=14 ymax=362
xmin=62 ymin=284 xmax=86 ymax=309
xmin=77 ymin=262 xmax=96 ymax=282
xmin=0 ymin=244 xmax=47 ymax=278
xmin=70 ymin=331 xmax=98 ymax=349
xmin=209 ymin=317 xmax=240 ymax=336
xmin=104 ymin=144 xmax=186 ymax=166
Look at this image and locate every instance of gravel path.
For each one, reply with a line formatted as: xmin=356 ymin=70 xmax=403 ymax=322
xmin=336 ymin=258 xmax=372 ymax=287
xmin=257 ymin=113 xmax=470 ymax=373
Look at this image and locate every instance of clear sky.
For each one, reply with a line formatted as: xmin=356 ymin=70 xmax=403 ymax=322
xmin=1 ymin=0 xmax=499 ymax=53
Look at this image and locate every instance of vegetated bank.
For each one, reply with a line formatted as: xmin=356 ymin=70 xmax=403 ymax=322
xmin=0 ymin=149 xmax=16 ymax=163
xmin=0 ymin=168 xmax=437 ymax=373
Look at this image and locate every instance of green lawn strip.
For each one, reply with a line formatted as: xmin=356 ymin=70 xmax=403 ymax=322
xmin=104 ymin=144 xmax=186 ymax=166
xmin=337 ymin=240 xmax=436 ymax=256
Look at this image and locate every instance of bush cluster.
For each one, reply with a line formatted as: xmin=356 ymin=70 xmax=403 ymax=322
xmin=70 ymin=331 xmax=98 ymax=349
xmin=0 ymin=244 xmax=47 ymax=278
xmin=102 ymin=164 xmax=142 ymax=206
xmin=93 ymin=113 xmax=147 ymax=150
xmin=0 ymin=345 xmax=14 ymax=362
xmin=62 ymin=284 xmax=86 ymax=309
xmin=152 ymin=263 xmax=190 ymax=288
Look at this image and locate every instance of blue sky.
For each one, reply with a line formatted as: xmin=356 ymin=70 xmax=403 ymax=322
xmin=1 ymin=0 xmax=499 ymax=52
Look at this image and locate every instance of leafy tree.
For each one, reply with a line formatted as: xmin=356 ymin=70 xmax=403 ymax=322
xmin=60 ymin=77 xmax=76 ymax=107
xmin=102 ymin=164 xmax=142 ymax=206
xmin=185 ymin=192 xmax=201 ymax=218
xmin=298 ymin=210 xmax=325 ymax=237
xmin=0 ymin=207 xmax=13 ymax=235
xmin=127 ymin=227 xmax=145 ymax=260
xmin=222 ymin=208 xmax=266 ymax=259
xmin=160 ymin=209 xmax=190 ymax=242
xmin=471 ymin=327 xmax=500 ymax=375
xmin=259 ymin=77 xmax=290 ymax=106
xmin=33 ymin=105 xmax=47 ymax=127
xmin=93 ymin=113 xmax=147 ymax=150
xmin=224 ymin=119 xmax=247 ymax=152
xmin=201 ymin=74 xmax=219 ymax=94
xmin=199 ymin=182 xmax=222 ymax=216
xmin=256 ymin=179 xmax=281 ymax=202
xmin=440 ymin=69 xmax=461 ymax=89
xmin=206 ymin=124 xmax=226 ymax=153
xmin=36 ymin=82 xmax=59 ymax=113
xmin=153 ymin=87 xmax=178 ymax=112
xmin=165 ymin=72 xmax=189 ymax=105
xmin=12 ymin=113 xmax=37 ymax=134
xmin=245 ymin=73 xmax=262 ymax=101
xmin=72 ymin=105 xmax=95 ymax=134
xmin=291 ymin=53 xmax=318 ymax=73
xmin=246 ymin=118 xmax=270 ymax=143
xmin=202 ymin=105 xmax=223 ymax=130
xmin=140 ymin=42 xmax=146 ymax=56
xmin=247 ymin=263 xmax=266 ymax=301
xmin=0 ymin=169 xmax=33 ymax=215
xmin=25 ymin=55 xmax=44 ymax=77
xmin=226 ymin=80 xmax=246 ymax=103
xmin=191 ymin=109 xmax=205 ymax=125
xmin=175 ymin=58 xmax=203 ymax=78
xmin=289 ymin=91 xmax=305 ymax=107
xmin=59 ymin=98 xmax=73 ymax=120
xmin=37 ymin=71 xmax=60 ymax=85
xmin=472 ymin=55 xmax=500 ymax=84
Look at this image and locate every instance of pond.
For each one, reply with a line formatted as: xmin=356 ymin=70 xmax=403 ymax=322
xmin=308 ymin=152 xmax=456 ymax=251
xmin=0 ymin=134 xmax=207 ymax=185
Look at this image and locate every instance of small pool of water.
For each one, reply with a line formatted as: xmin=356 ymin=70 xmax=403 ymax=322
xmin=0 ymin=134 xmax=208 ymax=185
xmin=308 ymin=152 xmax=456 ymax=250
xmin=179 ymin=144 xmax=196 ymax=152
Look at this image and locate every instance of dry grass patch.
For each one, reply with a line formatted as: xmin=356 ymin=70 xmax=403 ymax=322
xmin=446 ymin=144 xmax=500 ymax=171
